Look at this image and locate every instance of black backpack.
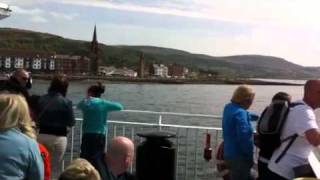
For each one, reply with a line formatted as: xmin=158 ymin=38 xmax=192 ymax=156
xmin=257 ymin=100 xmax=303 ymax=162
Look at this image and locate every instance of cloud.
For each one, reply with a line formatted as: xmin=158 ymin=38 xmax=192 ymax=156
xmin=30 ymin=16 xmax=48 ymax=23
xmin=11 ymin=5 xmax=44 ymax=15
xmin=49 ymin=12 xmax=79 ymax=21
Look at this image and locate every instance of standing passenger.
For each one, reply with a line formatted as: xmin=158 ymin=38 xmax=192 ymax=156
xmin=77 ymin=82 xmax=124 ymax=160
xmin=268 ymin=80 xmax=320 ymax=179
xmin=37 ymin=74 xmax=75 ymax=179
xmin=257 ymin=92 xmax=292 ymax=180
xmin=0 ymin=93 xmax=43 ymax=180
xmin=222 ymin=85 xmax=255 ymax=180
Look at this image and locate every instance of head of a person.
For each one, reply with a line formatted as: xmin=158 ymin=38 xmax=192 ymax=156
xmin=12 ymin=69 xmax=29 ymax=88
xmin=231 ymin=84 xmax=255 ymax=110
xmin=106 ymin=136 xmax=135 ymax=172
xmin=59 ymin=158 xmax=101 ymax=180
xmin=303 ymin=80 xmax=320 ymax=109
xmin=272 ymin=92 xmax=292 ymax=102
xmin=0 ymin=93 xmax=36 ymax=139
xmin=48 ymin=74 xmax=69 ymax=97
xmin=87 ymin=82 xmax=105 ymax=98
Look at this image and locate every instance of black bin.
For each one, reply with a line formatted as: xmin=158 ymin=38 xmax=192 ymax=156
xmin=136 ymin=131 xmax=176 ymax=180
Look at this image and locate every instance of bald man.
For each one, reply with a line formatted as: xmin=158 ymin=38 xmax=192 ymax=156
xmin=90 ymin=136 xmax=136 ymax=180
xmin=268 ymin=80 xmax=320 ymax=180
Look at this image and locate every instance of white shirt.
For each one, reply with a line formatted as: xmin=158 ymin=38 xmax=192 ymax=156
xmin=268 ymin=100 xmax=319 ymax=179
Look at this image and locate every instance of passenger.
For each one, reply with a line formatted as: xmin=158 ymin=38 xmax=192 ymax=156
xmin=37 ymin=74 xmax=75 ymax=179
xmin=0 ymin=68 xmax=31 ymax=102
xmin=0 ymin=93 xmax=43 ymax=180
xmin=90 ymin=136 xmax=136 ymax=180
xmin=257 ymin=92 xmax=292 ymax=180
xmin=77 ymin=82 xmax=124 ymax=160
xmin=222 ymin=85 xmax=255 ymax=180
xmin=268 ymin=80 xmax=320 ymax=179
xmin=59 ymin=158 xmax=101 ymax=180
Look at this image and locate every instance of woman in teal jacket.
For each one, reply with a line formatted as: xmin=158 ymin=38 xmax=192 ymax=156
xmin=77 ymin=82 xmax=124 ymax=160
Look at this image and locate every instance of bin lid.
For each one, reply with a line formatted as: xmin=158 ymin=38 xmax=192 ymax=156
xmin=137 ymin=131 xmax=176 ymax=139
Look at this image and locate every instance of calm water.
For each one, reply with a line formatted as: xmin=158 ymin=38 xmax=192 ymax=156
xmin=30 ymin=80 xmax=305 ymax=126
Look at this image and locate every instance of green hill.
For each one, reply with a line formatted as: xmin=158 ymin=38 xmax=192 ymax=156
xmin=0 ymin=27 xmax=319 ymax=79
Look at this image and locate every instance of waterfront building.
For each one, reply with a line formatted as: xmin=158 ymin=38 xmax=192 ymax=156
xmin=168 ymin=64 xmax=188 ymax=79
xmin=55 ymin=55 xmax=90 ymax=75
xmin=151 ymin=64 xmax=169 ymax=78
xmin=0 ymin=49 xmax=55 ymax=73
xmin=0 ymin=49 xmax=90 ymax=75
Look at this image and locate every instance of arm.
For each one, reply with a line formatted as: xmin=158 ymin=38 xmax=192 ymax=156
xmin=305 ymin=129 xmax=320 ymax=147
xmin=235 ymin=111 xmax=253 ymax=157
xmin=66 ymin=100 xmax=76 ymax=127
xmin=27 ymin=142 xmax=44 ymax=180
xmin=104 ymin=100 xmax=124 ymax=111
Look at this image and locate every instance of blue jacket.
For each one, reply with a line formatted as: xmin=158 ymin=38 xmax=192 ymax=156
xmin=0 ymin=128 xmax=44 ymax=180
xmin=222 ymin=102 xmax=253 ymax=160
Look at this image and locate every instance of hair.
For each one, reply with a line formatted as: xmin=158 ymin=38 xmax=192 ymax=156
xmin=0 ymin=93 xmax=36 ymax=139
xmin=272 ymin=92 xmax=291 ymax=102
xmin=231 ymin=85 xmax=255 ymax=105
xmin=59 ymin=158 xmax=101 ymax=180
xmin=48 ymin=74 xmax=69 ymax=97
xmin=87 ymin=82 xmax=105 ymax=97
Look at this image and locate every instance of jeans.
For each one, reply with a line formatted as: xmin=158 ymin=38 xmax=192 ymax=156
xmin=225 ymin=158 xmax=254 ymax=180
xmin=38 ymin=133 xmax=67 ymax=180
xmin=258 ymin=160 xmax=274 ymax=180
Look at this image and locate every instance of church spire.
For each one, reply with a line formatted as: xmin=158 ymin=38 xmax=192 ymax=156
xmin=90 ymin=25 xmax=99 ymax=75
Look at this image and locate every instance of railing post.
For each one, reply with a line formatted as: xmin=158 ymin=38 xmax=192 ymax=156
xmin=158 ymin=114 xmax=162 ymax=131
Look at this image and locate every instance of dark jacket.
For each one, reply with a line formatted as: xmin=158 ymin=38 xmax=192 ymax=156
xmin=90 ymin=153 xmax=137 ymax=180
xmin=38 ymin=92 xmax=75 ymax=136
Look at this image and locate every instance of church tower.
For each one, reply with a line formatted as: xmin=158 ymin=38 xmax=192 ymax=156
xmin=138 ymin=52 xmax=145 ymax=78
xmin=90 ymin=25 xmax=99 ymax=75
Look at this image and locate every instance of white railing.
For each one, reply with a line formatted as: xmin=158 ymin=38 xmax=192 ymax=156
xmin=65 ymin=109 xmax=225 ymax=180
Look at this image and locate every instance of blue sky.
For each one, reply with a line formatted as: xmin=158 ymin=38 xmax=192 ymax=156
xmin=1 ymin=0 xmax=320 ymax=67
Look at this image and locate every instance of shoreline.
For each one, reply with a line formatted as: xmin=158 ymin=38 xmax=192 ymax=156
xmin=31 ymin=74 xmax=304 ymax=86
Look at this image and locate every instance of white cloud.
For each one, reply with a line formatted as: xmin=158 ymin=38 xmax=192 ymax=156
xmin=11 ymin=5 xmax=43 ymax=15
xmin=49 ymin=12 xmax=79 ymax=21
xmin=30 ymin=16 xmax=48 ymax=23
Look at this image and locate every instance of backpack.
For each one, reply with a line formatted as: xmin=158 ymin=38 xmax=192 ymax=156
xmin=257 ymin=100 xmax=303 ymax=162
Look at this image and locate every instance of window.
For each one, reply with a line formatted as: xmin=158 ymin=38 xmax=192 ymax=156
xmin=49 ymin=60 xmax=55 ymax=70
xmin=5 ymin=57 xmax=11 ymax=68
xmin=32 ymin=58 xmax=41 ymax=69
xmin=14 ymin=57 xmax=24 ymax=68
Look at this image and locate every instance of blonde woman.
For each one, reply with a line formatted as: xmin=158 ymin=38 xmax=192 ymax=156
xmin=222 ymin=85 xmax=255 ymax=180
xmin=0 ymin=93 xmax=43 ymax=180
xmin=59 ymin=158 xmax=101 ymax=180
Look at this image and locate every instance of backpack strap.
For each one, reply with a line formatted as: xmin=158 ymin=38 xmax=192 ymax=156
xmin=275 ymin=134 xmax=298 ymax=163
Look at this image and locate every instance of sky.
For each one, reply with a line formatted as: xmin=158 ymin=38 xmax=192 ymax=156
xmin=1 ymin=0 xmax=320 ymax=67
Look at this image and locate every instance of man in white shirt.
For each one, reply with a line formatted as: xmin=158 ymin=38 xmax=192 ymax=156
xmin=268 ymin=80 xmax=320 ymax=180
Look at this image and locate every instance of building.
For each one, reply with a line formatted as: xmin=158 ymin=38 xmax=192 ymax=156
xmin=90 ymin=25 xmax=99 ymax=75
xmin=0 ymin=49 xmax=55 ymax=73
xmin=138 ymin=53 xmax=145 ymax=78
xmin=55 ymin=55 xmax=90 ymax=75
xmin=151 ymin=64 xmax=169 ymax=78
xmin=99 ymin=66 xmax=137 ymax=77
xmin=168 ymin=64 xmax=188 ymax=78
xmin=0 ymin=49 xmax=90 ymax=75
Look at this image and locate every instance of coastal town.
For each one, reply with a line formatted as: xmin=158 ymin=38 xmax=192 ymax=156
xmin=0 ymin=26 xmax=191 ymax=80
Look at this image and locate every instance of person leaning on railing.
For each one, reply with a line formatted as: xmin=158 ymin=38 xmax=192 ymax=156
xmin=0 ymin=93 xmax=44 ymax=180
xmin=222 ymin=85 xmax=255 ymax=180
xmin=77 ymin=82 xmax=124 ymax=161
xmin=37 ymin=74 xmax=76 ymax=179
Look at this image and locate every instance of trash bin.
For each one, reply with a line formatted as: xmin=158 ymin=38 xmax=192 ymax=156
xmin=136 ymin=131 xmax=176 ymax=180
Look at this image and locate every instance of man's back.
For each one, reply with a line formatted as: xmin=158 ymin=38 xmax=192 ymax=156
xmin=268 ymin=100 xmax=319 ymax=179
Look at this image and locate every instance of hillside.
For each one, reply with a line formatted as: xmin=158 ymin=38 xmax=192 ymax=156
xmin=0 ymin=27 xmax=319 ymax=79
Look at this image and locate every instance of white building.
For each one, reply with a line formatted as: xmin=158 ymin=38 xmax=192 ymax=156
xmin=152 ymin=64 xmax=169 ymax=78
